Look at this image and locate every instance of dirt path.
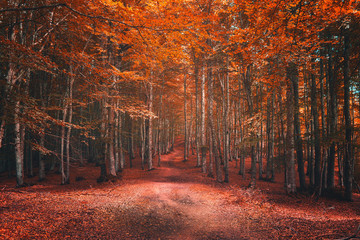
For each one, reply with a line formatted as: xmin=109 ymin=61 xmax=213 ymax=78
xmin=1 ymin=142 xmax=359 ymax=239
xmin=100 ymin=147 xmax=253 ymax=239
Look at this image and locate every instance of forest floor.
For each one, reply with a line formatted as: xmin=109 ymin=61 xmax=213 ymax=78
xmin=0 ymin=140 xmax=360 ymax=239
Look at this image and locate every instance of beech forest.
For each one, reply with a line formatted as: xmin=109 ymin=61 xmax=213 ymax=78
xmin=1 ymin=0 xmax=360 ymax=239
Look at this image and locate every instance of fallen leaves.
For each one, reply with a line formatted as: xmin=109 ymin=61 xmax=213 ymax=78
xmin=0 ymin=144 xmax=359 ymax=239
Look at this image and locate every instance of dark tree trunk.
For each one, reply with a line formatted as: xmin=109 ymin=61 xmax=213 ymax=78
xmin=208 ymin=60 xmax=222 ymax=182
xmin=290 ymin=63 xmax=306 ymax=191
xmin=311 ymin=61 xmax=322 ymax=192
xmin=343 ymin=28 xmax=352 ymax=201
xmin=326 ymin=42 xmax=337 ymax=191
xmin=286 ymin=63 xmax=297 ymax=194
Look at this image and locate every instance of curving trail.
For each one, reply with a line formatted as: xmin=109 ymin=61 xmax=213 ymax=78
xmin=102 ymin=147 xmax=253 ymax=239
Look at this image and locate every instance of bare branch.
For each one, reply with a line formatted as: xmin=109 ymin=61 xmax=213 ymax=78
xmin=0 ymin=3 xmax=185 ymax=32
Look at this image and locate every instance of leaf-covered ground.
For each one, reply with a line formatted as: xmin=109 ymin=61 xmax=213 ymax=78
xmin=1 ymin=142 xmax=359 ymax=239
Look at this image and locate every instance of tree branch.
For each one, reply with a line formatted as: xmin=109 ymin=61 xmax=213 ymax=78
xmin=0 ymin=3 xmax=185 ymax=32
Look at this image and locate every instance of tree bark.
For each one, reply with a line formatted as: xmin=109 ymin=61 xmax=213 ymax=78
xmin=286 ymin=64 xmax=297 ymax=194
xmin=141 ymin=118 xmax=146 ymax=170
xmin=343 ymin=28 xmax=352 ymax=201
xmin=148 ymin=81 xmax=153 ymax=170
xmin=108 ymin=103 xmax=116 ymax=177
xmin=290 ymin=63 xmax=306 ymax=191
xmin=311 ymin=61 xmax=321 ymax=192
xmin=208 ymin=62 xmax=222 ymax=182
xmin=201 ymin=66 xmax=207 ymax=173
xmin=14 ymin=100 xmax=24 ymax=186
xmin=224 ymin=62 xmax=230 ymax=182
xmin=184 ymin=72 xmax=188 ymax=162
xmin=243 ymin=65 xmax=256 ymax=187
xmin=60 ymin=97 xmax=68 ymax=185
xmin=266 ymin=93 xmax=275 ymax=181
xmin=327 ymin=42 xmax=337 ymax=191
xmin=118 ymin=112 xmax=125 ymax=170
xmin=194 ymin=54 xmax=201 ymax=167
xmin=65 ymin=72 xmax=75 ymax=184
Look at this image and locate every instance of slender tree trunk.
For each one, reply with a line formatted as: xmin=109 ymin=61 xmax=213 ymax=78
xmin=118 ymin=112 xmax=124 ymax=170
xmin=14 ymin=100 xmax=24 ymax=186
xmin=157 ymin=120 xmax=161 ymax=167
xmin=290 ymin=63 xmax=306 ymax=191
xmin=148 ymin=81 xmax=153 ymax=170
xmin=266 ymin=93 xmax=275 ymax=181
xmin=60 ymin=98 xmax=68 ymax=185
xmin=238 ymin=74 xmax=245 ymax=178
xmin=216 ymin=103 xmax=223 ymax=165
xmin=319 ymin=57 xmax=327 ymax=190
xmin=270 ymin=93 xmax=275 ymax=181
xmin=224 ymin=63 xmax=230 ymax=182
xmin=234 ymin=101 xmax=239 ymax=168
xmin=243 ymin=65 xmax=256 ymax=187
xmin=311 ymin=61 xmax=321 ymax=192
xmin=184 ymin=73 xmax=188 ymax=162
xmin=39 ymin=133 xmax=45 ymax=181
xmin=190 ymin=92 xmax=195 ymax=155
xmin=327 ymin=42 xmax=337 ymax=191
xmin=108 ymin=103 xmax=116 ymax=177
xmin=208 ymin=62 xmax=222 ymax=182
xmin=201 ymin=66 xmax=207 ymax=173
xmin=194 ymin=56 xmax=201 ymax=167
xmin=343 ymin=29 xmax=352 ymax=201
xmin=258 ymin=85 xmax=263 ymax=180
xmin=128 ymin=117 xmax=134 ymax=168
xmin=286 ymin=64 xmax=297 ymax=194
xmin=141 ymin=118 xmax=146 ymax=170
xmin=65 ymin=73 xmax=75 ymax=184
xmin=208 ymin=126 xmax=214 ymax=178
xmin=158 ymin=79 xmax=164 ymax=167
xmin=114 ymin=107 xmax=119 ymax=172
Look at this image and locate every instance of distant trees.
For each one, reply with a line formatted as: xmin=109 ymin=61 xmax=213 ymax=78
xmin=0 ymin=0 xmax=185 ymax=185
xmin=181 ymin=0 xmax=360 ymax=201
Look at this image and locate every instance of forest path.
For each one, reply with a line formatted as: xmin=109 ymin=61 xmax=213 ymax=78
xmin=100 ymin=143 xmax=252 ymax=239
xmin=1 ymin=140 xmax=359 ymax=239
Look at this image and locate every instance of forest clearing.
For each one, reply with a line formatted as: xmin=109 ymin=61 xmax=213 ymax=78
xmin=1 ymin=140 xmax=359 ymax=239
xmin=1 ymin=0 xmax=360 ymax=239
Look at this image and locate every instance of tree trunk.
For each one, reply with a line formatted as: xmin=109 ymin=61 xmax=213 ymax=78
xmin=224 ymin=62 xmax=230 ymax=182
xmin=319 ymin=57 xmax=327 ymax=190
xmin=238 ymin=75 xmax=245 ymax=178
xmin=65 ymin=73 xmax=75 ymax=184
xmin=343 ymin=28 xmax=352 ymax=201
xmin=266 ymin=93 xmax=275 ymax=181
xmin=208 ymin=62 xmax=222 ymax=182
xmin=60 ymin=99 xmax=68 ymax=185
xmin=194 ymin=55 xmax=201 ymax=167
xmin=258 ymin=85 xmax=263 ymax=180
xmin=286 ymin=64 xmax=297 ymax=194
xmin=184 ymin=73 xmax=188 ymax=162
xmin=311 ymin=61 xmax=321 ymax=192
xmin=14 ymin=100 xmax=24 ymax=186
xmin=148 ymin=81 xmax=153 ymax=170
xmin=327 ymin=42 xmax=337 ymax=191
xmin=108 ymin=103 xmax=116 ymax=177
xmin=114 ymin=110 xmax=119 ymax=172
xmin=119 ymin=112 xmax=124 ymax=170
xmin=201 ymin=66 xmax=207 ymax=173
xmin=290 ymin=63 xmax=306 ymax=191
xmin=39 ymin=133 xmax=45 ymax=181
xmin=141 ymin=118 xmax=146 ymax=170
xmin=243 ymin=65 xmax=256 ymax=187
